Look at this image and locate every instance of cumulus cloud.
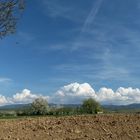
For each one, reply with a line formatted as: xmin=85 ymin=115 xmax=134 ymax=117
xmin=51 ymin=83 xmax=97 ymax=104
xmin=97 ymin=87 xmax=127 ymax=105
xmin=0 ymin=83 xmax=140 ymax=106
xmin=0 ymin=89 xmax=49 ymax=106
xmin=12 ymin=89 xmax=50 ymax=104
xmin=52 ymin=83 xmax=140 ymax=105
xmin=12 ymin=89 xmax=39 ymax=103
xmin=0 ymin=95 xmax=9 ymax=105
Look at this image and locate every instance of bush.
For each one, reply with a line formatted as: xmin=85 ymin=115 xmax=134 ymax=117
xmin=16 ymin=106 xmax=33 ymax=116
xmin=82 ymin=98 xmax=102 ymax=114
xmin=0 ymin=111 xmax=17 ymax=117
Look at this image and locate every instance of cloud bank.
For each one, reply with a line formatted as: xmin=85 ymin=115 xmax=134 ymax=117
xmin=0 ymin=83 xmax=140 ymax=106
xmin=51 ymin=83 xmax=140 ymax=105
xmin=0 ymin=89 xmax=50 ymax=106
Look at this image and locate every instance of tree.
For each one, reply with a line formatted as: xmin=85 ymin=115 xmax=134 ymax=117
xmin=82 ymin=98 xmax=102 ymax=114
xmin=31 ymin=98 xmax=49 ymax=115
xmin=0 ymin=0 xmax=25 ymax=38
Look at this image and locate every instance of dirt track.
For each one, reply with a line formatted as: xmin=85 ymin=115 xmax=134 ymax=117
xmin=0 ymin=114 xmax=140 ymax=140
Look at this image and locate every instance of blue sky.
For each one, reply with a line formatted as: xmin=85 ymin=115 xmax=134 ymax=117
xmin=1 ymin=0 xmax=140 ymax=103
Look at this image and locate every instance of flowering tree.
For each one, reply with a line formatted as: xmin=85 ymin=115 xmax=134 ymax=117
xmin=31 ymin=98 xmax=49 ymax=115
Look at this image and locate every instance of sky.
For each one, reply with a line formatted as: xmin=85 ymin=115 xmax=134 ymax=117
xmin=1 ymin=0 xmax=140 ymax=105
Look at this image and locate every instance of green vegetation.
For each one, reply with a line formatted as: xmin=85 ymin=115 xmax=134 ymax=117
xmin=1 ymin=98 xmax=140 ymax=119
xmin=0 ymin=98 xmax=104 ymax=118
xmin=82 ymin=98 xmax=103 ymax=114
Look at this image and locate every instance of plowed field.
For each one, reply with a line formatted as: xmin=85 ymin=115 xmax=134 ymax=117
xmin=0 ymin=114 xmax=140 ymax=140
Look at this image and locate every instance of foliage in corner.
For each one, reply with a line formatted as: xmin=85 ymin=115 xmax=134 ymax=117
xmin=0 ymin=0 xmax=25 ymax=38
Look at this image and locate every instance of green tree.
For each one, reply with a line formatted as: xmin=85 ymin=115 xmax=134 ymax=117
xmin=82 ymin=98 xmax=102 ymax=114
xmin=31 ymin=98 xmax=49 ymax=115
xmin=0 ymin=0 xmax=25 ymax=38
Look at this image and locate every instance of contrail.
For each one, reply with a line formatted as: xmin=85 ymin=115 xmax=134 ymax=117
xmin=71 ymin=0 xmax=104 ymax=50
xmin=82 ymin=0 xmax=103 ymax=32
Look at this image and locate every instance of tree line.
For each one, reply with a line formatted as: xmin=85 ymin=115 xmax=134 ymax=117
xmin=16 ymin=98 xmax=103 ymax=116
xmin=0 ymin=98 xmax=103 ymax=118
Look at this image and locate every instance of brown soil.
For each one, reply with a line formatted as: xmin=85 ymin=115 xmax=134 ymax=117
xmin=0 ymin=114 xmax=140 ymax=140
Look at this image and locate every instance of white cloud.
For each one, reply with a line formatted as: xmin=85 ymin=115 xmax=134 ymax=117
xmin=96 ymin=87 xmax=126 ymax=105
xmin=51 ymin=83 xmax=140 ymax=105
xmin=116 ymin=87 xmax=140 ymax=104
xmin=0 ymin=83 xmax=140 ymax=106
xmin=12 ymin=89 xmax=39 ymax=103
xmin=0 ymin=77 xmax=12 ymax=83
xmin=52 ymin=83 xmax=97 ymax=104
xmin=0 ymin=95 xmax=9 ymax=105
xmin=0 ymin=89 xmax=49 ymax=106
xmin=12 ymin=89 xmax=50 ymax=104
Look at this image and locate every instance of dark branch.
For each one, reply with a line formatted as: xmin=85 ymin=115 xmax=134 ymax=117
xmin=0 ymin=0 xmax=25 ymax=38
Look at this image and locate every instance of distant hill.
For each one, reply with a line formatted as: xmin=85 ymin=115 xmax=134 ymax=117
xmin=0 ymin=103 xmax=80 ymax=110
xmin=0 ymin=104 xmax=30 ymax=110
xmin=103 ymin=103 xmax=140 ymax=112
